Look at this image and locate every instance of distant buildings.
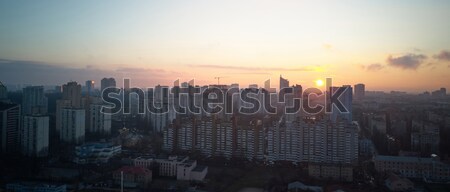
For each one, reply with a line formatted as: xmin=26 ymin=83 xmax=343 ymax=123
xmin=431 ymin=88 xmax=446 ymax=97
xmin=354 ymin=83 xmax=365 ymax=100
xmin=279 ymin=75 xmax=289 ymax=91
xmin=62 ymin=82 xmax=82 ymax=108
xmin=113 ymin=166 xmax=152 ymax=188
xmin=21 ymin=115 xmax=49 ymax=157
xmin=0 ymin=103 xmax=20 ymax=154
xmin=6 ymin=182 xmax=66 ymax=192
xmin=73 ymin=142 xmax=121 ymax=164
xmin=0 ymin=81 xmax=7 ymax=101
xmin=85 ymin=80 xmax=95 ymax=96
xmin=329 ymin=85 xmax=352 ymax=123
xmin=101 ymin=77 xmax=116 ymax=93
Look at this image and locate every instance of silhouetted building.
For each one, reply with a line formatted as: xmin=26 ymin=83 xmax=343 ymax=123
xmin=330 ymin=85 xmax=353 ymax=123
xmin=0 ymin=81 xmax=7 ymax=101
xmin=62 ymin=82 xmax=82 ymax=108
xmin=354 ymin=83 xmax=365 ymax=100
xmin=85 ymin=80 xmax=95 ymax=96
xmin=279 ymin=75 xmax=289 ymax=91
xmin=248 ymin=84 xmax=258 ymax=89
xmin=0 ymin=103 xmax=20 ymax=154
xmin=101 ymin=77 xmax=116 ymax=93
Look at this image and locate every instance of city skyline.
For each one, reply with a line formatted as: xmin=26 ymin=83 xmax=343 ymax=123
xmin=0 ymin=1 xmax=450 ymax=92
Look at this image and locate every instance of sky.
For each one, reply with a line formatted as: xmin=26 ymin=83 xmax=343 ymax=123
xmin=1 ymin=0 xmax=450 ymax=92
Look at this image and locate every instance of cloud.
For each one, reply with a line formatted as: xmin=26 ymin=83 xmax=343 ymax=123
xmin=0 ymin=59 xmax=170 ymax=86
xmin=365 ymin=63 xmax=385 ymax=72
xmin=188 ymin=64 xmax=317 ymax=72
xmin=433 ymin=50 xmax=450 ymax=61
xmin=386 ymin=54 xmax=427 ymax=70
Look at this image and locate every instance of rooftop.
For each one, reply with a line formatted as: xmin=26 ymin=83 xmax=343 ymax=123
xmin=116 ymin=166 xmax=151 ymax=175
xmin=374 ymin=155 xmax=434 ymax=164
xmin=192 ymin=165 xmax=207 ymax=172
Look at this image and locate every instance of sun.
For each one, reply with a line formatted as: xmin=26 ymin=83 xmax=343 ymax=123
xmin=315 ymin=79 xmax=324 ymax=87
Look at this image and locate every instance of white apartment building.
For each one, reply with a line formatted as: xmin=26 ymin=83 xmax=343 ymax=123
xmin=21 ymin=115 xmax=49 ymax=157
xmin=89 ymin=104 xmax=111 ymax=135
xmin=61 ymin=108 xmax=85 ymax=144
xmin=374 ymin=155 xmax=450 ymax=182
xmin=134 ymin=155 xmax=208 ymax=181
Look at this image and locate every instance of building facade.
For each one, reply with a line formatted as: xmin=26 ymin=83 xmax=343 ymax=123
xmin=21 ymin=115 xmax=49 ymax=157
xmin=0 ymin=103 xmax=20 ymax=154
xmin=61 ymin=108 xmax=85 ymax=144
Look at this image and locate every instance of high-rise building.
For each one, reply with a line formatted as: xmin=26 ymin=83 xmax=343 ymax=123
xmin=267 ymin=118 xmax=359 ymax=164
xmin=354 ymin=83 xmax=365 ymax=100
xmin=61 ymin=108 xmax=85 ymax=144
xmin=101 ymin=78 xmax=116 ymax=93
xmin=21 ymin=115 xmax=49 ymax=157
xmin=164 ymin=117 xmax=264 ymax=160
xmin=85 ymin=80 xmax=95 ymax=96
xmin=330 ymin=85 xmax=352 ymax=123
xmin=62 ymin=82 xmax=82 ymax=108
xmin=279 ymin=75 xmax=289 ymax=91
xmin=0 ymin=81 xmax=7 ymax=101
xmin=56 ymin=81 xmax=83 ymax=138
xmin=0 ymin=103 xmax=20 ymax=154
xmin=89 ymin=104 xmax=111 ymax=136
xmin=22 ymin=86 xmax=48 ymax=115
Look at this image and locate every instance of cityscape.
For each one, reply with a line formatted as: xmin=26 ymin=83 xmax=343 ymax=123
xmin=1 ymin=1 xmax=450 ymax=192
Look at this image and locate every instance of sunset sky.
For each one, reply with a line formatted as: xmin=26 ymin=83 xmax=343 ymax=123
xmin=1 ymin=0 xmax=449 ymax=92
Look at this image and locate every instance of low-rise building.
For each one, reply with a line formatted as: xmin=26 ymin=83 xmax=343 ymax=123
xmin=73 ymin=142 xmax=121 ymax=164
xmin=113 ymin=166 xmax=152 ymax=188
xmin=134 ymin=155 xmax=208 ymax=181
xmin=374 ymin=155 xmax=450 ymax=182
xmin=177 ymin=160 xmax=208 ymax=181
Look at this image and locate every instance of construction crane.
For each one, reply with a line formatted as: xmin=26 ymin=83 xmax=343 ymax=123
xmin=214 ymin=76 xmax=227 ymax=85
